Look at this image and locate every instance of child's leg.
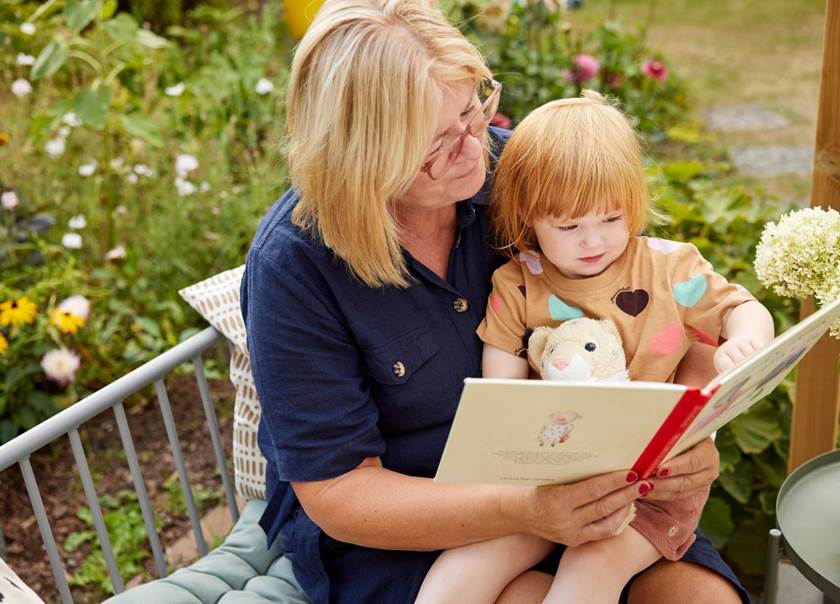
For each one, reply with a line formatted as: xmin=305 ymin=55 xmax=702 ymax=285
xmin=545 ymin=526 xmax=660 ymax=604
xmin=415 ymin=533 xmax=554 ymax=604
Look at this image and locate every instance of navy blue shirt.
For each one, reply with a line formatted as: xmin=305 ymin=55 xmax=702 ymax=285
xmin=241 ymin=127 xmax=750 ymax=604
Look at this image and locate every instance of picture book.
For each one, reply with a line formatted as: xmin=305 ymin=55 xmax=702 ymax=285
xmin=434 ymin=297 xmax=840 ymax=485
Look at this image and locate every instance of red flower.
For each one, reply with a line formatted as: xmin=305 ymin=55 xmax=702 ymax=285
xmin=490 ymin=112 xmax=513 ymax=130
xmin=642 ymin=60 xmax=667 ymax=82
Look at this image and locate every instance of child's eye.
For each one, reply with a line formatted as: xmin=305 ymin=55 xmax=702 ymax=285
xmin=605 ymin=215 xmax=623 ymax=223
xmin=556 ymin=225 xmax=577 ymax=232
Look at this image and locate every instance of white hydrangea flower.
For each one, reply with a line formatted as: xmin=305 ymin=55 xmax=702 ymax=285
xmin=41 ymin=348 xmax=81 ymax=385
xmin=175 ymin=176 xmax=196 ymax=196
xmin=45 ymin=137 xmax=66 ymax=157
xmin=12 ymin=78 xmax=32 ymax=98
xmin=68 ymin=214 xmax=87 ymax=229
xmin=16 ymin=53 xmax=35 ymax=66
xmin=78 ymin=161 xmax=97 ymax=177
xmin=755 ymin=206 xmax=840 ymax=337
xmin=165 ymin=82 xmax=185 ymax=97
xmin=58 ymin=126 xmax=71 ymax=138
xmin=255 ymin=78 xmax=274 ymax=95
xmin=62 ymin=112 xmax=82 ymax=128
xmin=62 ymin=232 xmax=82 ymax=249
xmin=1 ymin=191 xmax=19 ymax=210
xmin=199 ymin=181 xmax=210 ymax=193
xmin=58 ymin=295 xmax=90 ymax=321
xmin=109 ymin=157 xmax=126 ymax=171
xmin=126 ymin=173 xmax=139 ymax=184
xmin=20 ymin=22 xmax=36 ymax=35
xmin=175 ymin=153 xmax=199 ymax=178
xmin=104 ymin=244 xmax=127 ymax=261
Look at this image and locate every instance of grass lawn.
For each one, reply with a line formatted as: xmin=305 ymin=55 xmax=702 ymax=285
xmin=568 ymin=0 xmax=827 ymax=204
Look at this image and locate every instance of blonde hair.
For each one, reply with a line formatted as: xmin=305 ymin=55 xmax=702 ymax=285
xmin=492 ymin=90 xmax=649 ymax=255
xmin=287 ymin=0 xmax=492 ymax=287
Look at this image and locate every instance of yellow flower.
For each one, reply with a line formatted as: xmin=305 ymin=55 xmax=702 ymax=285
xmin=50 ymin=309 xmax=85 ymax=334
xmin=0 ymin=332 xmax=7 ymax=354
xmin=0 ymin=297 xmax=37 ymax=326
xmin=0 ymin=132 xmax=10 ymax=146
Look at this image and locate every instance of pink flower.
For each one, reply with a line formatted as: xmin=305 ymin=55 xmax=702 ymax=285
xmin=490 ymin=112 xmax=513 ymax=130
xmin=563 ymin=54 xmax=600 ymax=85
xmin=642 ymin=60 xmax=667 ymax=82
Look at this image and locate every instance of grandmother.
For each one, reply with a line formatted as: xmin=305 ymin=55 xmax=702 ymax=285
xmin=241 ymin=0 xmax=750 ymax=601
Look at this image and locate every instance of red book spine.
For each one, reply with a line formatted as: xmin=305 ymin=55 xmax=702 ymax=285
xmin=631 ymin=386 xmax=716 ymax=479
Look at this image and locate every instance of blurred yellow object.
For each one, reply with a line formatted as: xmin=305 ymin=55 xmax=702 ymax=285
xmin=284 ymin=0 xmax=324 ymax=38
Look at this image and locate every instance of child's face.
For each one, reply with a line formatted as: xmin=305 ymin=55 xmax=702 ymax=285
xmin=533 ymin=211 xmax=630 ymax=279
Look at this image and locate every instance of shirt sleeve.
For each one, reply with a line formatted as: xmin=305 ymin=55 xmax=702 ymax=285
xmin=670 ymin=244 xmax=757 ymax=345
xmin=476 ymin=259 xmax=529 ymax=357
xmin=242 ymin=243 xmax=385 ymax=483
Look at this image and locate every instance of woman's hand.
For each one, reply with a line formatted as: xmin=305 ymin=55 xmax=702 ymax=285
xmin=646 ymin=437 xmax=719 ymax=501
xmin=501 ymin=470 xmax=650 ymax=547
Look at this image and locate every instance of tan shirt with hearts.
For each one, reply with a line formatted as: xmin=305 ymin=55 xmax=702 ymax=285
xmin=477 ymin=236 xmax=756 ymax=382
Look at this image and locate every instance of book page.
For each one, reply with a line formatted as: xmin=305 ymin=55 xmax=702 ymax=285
xmin=434 ymin=378 xmax=686 ymax=485
xmin=672 ymin=296 xmax=840 ymax=455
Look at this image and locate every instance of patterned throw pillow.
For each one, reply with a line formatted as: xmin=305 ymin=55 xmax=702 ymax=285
xmin=179 ymin=266 xmax=266 ymax=501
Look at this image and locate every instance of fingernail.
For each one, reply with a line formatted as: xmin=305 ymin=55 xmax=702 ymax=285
xmin=626 ymin=471 xmax=638 ymax=483
xmin=638 ymin=482 xmax=652 ymax=496
xmin=657 ymin=468 xmax=670 ymax=478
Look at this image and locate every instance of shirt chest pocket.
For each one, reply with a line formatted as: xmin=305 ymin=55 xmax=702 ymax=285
xmin=361 ymin=327 xmax=440 ymax=386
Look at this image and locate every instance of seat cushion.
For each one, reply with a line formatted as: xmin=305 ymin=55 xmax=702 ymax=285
xmin=104 ymin=500 xmax=309 ymax=604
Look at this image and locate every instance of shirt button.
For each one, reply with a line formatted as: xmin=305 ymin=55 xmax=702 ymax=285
xmin=453 ymin=297 xmax=469 ymax=313
xmin=392 ymin=361 xmax=406 ymax=378
xmin=668 ymin=525 xmax=680 ymax=538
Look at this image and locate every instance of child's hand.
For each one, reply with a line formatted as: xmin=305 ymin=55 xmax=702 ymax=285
xmin=713 ymin=336 xmax=767 ymax=373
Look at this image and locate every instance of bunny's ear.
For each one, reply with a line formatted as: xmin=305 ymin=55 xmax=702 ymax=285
xmin=599 ymin=318 xmax=623 ymax=343
xmin=527 ymin=326 xmax=553 ymax=362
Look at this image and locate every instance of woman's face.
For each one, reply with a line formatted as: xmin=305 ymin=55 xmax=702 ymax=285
xmin=395 ymin=80 xmax=487 ymax=212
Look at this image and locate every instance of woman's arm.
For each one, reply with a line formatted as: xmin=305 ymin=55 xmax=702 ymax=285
xmin=293 ymin=458 xmax=648 ymax=550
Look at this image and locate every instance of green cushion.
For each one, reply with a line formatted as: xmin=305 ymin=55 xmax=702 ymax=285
xmin=104 ymin=500 xmax=310 ymax=604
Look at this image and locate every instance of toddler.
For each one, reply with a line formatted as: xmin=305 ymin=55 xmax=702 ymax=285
xmin=416 ymin=91 xmax=774 ymax=603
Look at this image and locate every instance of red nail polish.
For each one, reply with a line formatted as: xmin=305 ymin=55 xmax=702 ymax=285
xmin=626 ymin=471 xmax=638 ymax=483
xmin=638 ymin=482 xmax=651 ymax=496
xmin=658 ymin=468 xmax=670 ymax=478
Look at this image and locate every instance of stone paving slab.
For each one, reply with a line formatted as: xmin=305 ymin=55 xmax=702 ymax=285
xmin=728 ymin=145 xmax=813 ymax=178
xmin=704 ymin=104 xmax=789 ymax=131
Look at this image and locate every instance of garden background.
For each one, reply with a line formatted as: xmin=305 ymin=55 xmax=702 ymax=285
xmin=0 ymin=0 xmax=829 ymax=600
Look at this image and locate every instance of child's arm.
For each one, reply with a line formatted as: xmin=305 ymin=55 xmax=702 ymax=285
xmin=714 ymin=300 xmax=775 ymax=373
xmin=482 ymin=343 xmax=530 ymax=379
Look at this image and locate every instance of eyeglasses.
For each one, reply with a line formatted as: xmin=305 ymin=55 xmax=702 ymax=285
xmin=421 ymin=79 xmax=502 ymax=180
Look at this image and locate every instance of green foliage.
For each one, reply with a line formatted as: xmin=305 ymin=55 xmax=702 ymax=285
xmin=648 ymin=159 xmax=799 ymax=578
xmin=1 ymin=1 xmax=291 ymax=437
xmin=64 ymin=489 xmax=154 ymax=596
xmin=163 ymin=472 xmax=223 ymax=516
xmin=445 ymin=0 xmax=692 ymax=137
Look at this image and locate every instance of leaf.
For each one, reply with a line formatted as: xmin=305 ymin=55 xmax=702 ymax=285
xmin=31 ymin=40 xmax=69 ymax=80
xmin=12 ymin=406 xmax=38 ymax=430
xmin=136 ymin=29 xmax=170 ymax=50
xmin=730 ymin=400 xmax=782 ymax=454
xmin=662 ymin=160 xmax=706 ymax=183
xmin=26 ymin=390 xmax=57 ymax=415
xmin=65 ymin=0 xmax=103 ymax=32
xmin=724 ymin=513 xmax=773 ymax=576
xmin=718 ymin=459 xmax=753 ymax=504
xmin=119 ymin=114 xmax=163 ymax=147
xmin=715 ymin=428 xmax=741 ymax=473
xmin=698 ymin=496 xmax=735 ymax=550
xmin=4 ymin=362 xmax=43 ymax=391
xmin=64 ymin=530 xmax=96 ymax=551
xmin=0 ymin=420 xmax=19 ymax=444
xmin=103 ymin=13 xmax=138 ymax=43
xmin=73 ymin=86 xmax=112 ymax=130
xmin=134 ymin=316 xmax=161 ymax=338
xmin=100 ymin=0 xmax=117 ymax=20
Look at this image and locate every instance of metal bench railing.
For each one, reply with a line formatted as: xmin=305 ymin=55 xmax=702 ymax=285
xmin=0 ymin=327 xmax=238 ymax=603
